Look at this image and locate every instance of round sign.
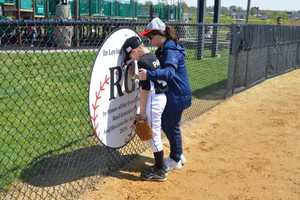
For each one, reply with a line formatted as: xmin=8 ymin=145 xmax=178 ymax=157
xmin=89 ymin=28 xmax=140 ymax=148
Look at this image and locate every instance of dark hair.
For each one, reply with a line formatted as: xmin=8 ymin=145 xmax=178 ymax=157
xmin=148 ymin=26 xmax=178 ymax=42
xmin=165 ymin=26 xmax=178 ymax=41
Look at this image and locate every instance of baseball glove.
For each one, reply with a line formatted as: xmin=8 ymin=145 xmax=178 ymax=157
xmin=134 ymin=115 xmax=152 ymax=141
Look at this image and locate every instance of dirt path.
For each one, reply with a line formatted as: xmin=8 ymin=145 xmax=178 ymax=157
xmin=80 ymin=70 xmax=300 ymax=200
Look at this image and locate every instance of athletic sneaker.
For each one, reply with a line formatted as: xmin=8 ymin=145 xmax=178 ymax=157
xmin=164 ymin=157 xmax=183 ymax=172
xmin=180 ymin=154 xmax=187 ymax=165
xmin=164 ymin=154 xmax=186 ymax=170
xmin=141 ymin=167 xmax=167 ymax=182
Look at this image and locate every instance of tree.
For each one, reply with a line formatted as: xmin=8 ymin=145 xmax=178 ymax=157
xmin=145 ymin=1 xmax=152 ymax=6
xmin=182 ymin=1 xmax=189 ymax=13
xmin=250 ymin=7 xmax=259 ymax=16
xmin=206 ymin=6 xmax=214 ymax=14
xmin=236 ymin=6 xmax=243 ymax=13
xmin=221 ymin=6 xmax=229 ymax=16
xmin=229 ymin=6 xmax=237 ymax=13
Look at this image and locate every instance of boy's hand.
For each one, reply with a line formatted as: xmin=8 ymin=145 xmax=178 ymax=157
xmin=135 ymin=113 xmax=146 ymax=121
xmin=130 ymin=74 xmax=139 ymax=80
xmin=138 ymin=69 xmax=147 ymax=80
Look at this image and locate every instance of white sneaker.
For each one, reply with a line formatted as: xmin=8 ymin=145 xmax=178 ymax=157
xmin=164 ymin=157 xmax=182 ymax=172
xmin=180 ymin=154 xmax=186 ymax=165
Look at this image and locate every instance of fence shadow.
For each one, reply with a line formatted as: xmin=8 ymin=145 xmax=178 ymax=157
xmin=192 ymin=79 xmax=227 ymax=100
xmin=106 ymin=153 xmax=157 ymax=182
xmin=20 ymin=145 xmax=152 ymax=187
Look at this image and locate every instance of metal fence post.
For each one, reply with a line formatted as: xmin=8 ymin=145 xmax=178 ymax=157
xmin=16 ymin=0 xmax=21 ymax=45
xmin=226 ymin=25 xmax=241 ymax=97
xmin=211 ymin=24 xmax=219 ymax=57
xmin=197 ymin=23 xmax=205 ymax=59
xmin=297 ymin=41 xmax=300 ymax=68
xmin=295 ymin=27 xmax=300 ymax=68
xmin=196 ymin=0 xmax=205 ymax=59
xmin=74 ymin=0 xmax=80 ymax=47
xmin=211 ymin=0 xmax=220 ymax=57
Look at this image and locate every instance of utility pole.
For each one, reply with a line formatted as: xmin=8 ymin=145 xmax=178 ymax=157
xmin=74 ymin=0 xmax=80 ymax=47
xmin=16 ymin=0 xmax=21 ymax=19
xmin=246 ymin=0 xmax=251 ymax=23
xmin=197 ymin=0 xmax=206 ymax=59
xmin=16 ymin=0 xmax=21 ymax=44
xmin=32 ymin=0 xmax=35 ymax=19
xmin=46 ymin=0 xmax=49 ymax=18
xmin=212 ymin=0 xmax=221 ymax=57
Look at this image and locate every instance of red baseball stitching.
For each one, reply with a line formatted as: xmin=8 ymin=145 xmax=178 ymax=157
xmin=91 ymin=74 xmax=110 ymax=138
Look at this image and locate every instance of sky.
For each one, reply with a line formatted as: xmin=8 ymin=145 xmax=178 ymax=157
xmin=185 ymin=0 xmax=300 ymax=11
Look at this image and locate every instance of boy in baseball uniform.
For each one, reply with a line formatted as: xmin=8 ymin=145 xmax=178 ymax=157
xmin=122 ymin=36 xmax=168 ymax=181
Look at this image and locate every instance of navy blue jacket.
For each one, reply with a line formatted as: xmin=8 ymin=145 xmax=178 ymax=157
xmin=147 ymin=39 xmax=192 ymax=111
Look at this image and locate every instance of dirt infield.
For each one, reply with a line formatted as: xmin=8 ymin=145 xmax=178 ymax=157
xmin=79 ymin=69 xmax=300 ymax=200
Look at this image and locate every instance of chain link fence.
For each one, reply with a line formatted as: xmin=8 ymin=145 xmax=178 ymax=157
xmin=2 ymin=19 xmax=299 ymax=200
xmin=1 ymin=19 xmax=231 ymax=200
xmin=227 ymin=24 xmax=300 ymax=95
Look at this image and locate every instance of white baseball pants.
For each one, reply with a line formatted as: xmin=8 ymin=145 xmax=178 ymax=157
xmin=146 ymin=89 xmax=166 ymax=153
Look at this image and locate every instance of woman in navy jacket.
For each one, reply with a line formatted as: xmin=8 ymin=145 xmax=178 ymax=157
xmin=139 ymin=18 xmax=192 ymax=171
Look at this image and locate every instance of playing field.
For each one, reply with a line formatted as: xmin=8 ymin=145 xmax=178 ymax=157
xmin=79 ymin=69 xmax=300 ymax=200
xmin=0 ymin=49 xmax=228 ymax=191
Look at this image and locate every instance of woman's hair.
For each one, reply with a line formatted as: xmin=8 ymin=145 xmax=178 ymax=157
xmin=165 ymin=26 xmax=178 ymax=41
xmin=149 ymin=26 xmax=178 ymax=42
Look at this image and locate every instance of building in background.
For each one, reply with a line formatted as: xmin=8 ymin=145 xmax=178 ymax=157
xmin=0 ymin=0 xmax=45 ymax=19
xmin=0 ymin=0 xmax=184 ymax=21
xmin=288 ymin=11 xmax=300 ymax=20
xmin=0 ymin=0 xmax=185 ymax=48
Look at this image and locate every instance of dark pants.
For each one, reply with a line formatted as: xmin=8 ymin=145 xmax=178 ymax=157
xmin=162 ymin=106 xmax=184 ymax=162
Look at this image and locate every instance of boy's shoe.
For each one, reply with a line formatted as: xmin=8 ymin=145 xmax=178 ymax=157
xmin=141 ymin=167 xmax=167 ymax=182
xmin=164 ymin=157 xmax=183 ymax=172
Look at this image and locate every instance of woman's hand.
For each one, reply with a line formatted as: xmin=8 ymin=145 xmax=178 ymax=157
xmin=138 ymin=68 xmax=147 ymax=80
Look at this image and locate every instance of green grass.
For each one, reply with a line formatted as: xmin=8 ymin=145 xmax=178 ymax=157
xmin=0 ymin=51 xmax=97 ymax=191
xmin=0 ymin=49 xmax=229 ymax=191
xmin=186 ymin=48 xmax=229 ymax=95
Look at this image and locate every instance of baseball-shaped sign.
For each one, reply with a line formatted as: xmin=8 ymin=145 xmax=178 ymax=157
xmin=89 ymin=28 xmax=140 ymax=148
